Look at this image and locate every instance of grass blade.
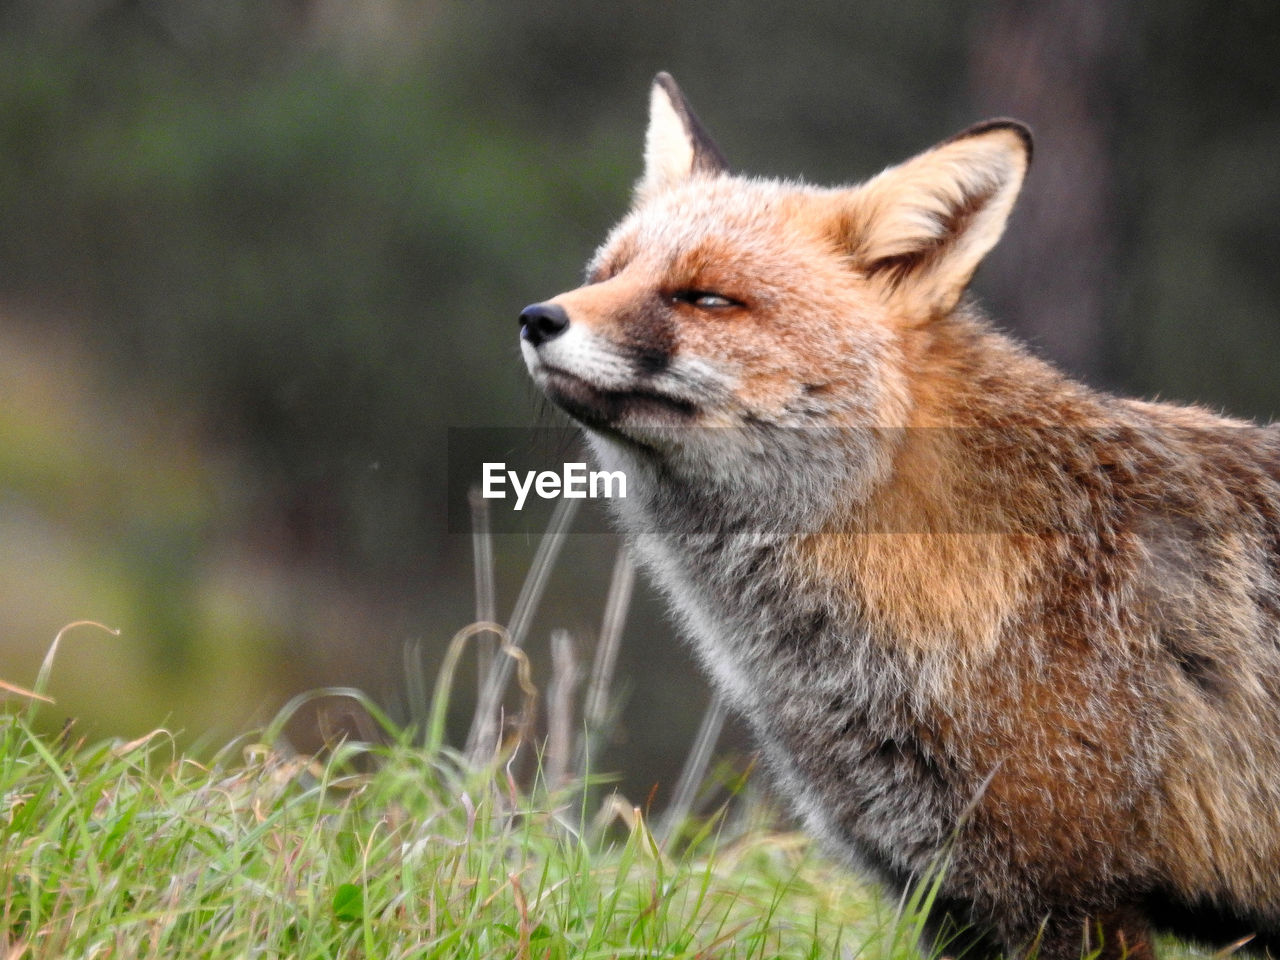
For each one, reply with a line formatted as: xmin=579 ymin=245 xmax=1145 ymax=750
xmin=659 ymin=692 xmax=727 ymax=846
xmin=466 ymin=496 xmax=578 ymax=766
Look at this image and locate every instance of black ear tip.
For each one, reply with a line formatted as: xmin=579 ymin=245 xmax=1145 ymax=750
xmin=986 ymin=119 xmax=1033 ymax=158
xmin=653 ymin=71 xmax=681 ymax=97
xmin=645 ymin=72 xmax=730 ymax=176
xmin=957 ymin=118 xmax=1034 ymax=164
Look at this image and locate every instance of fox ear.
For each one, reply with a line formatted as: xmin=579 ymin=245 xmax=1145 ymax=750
xmin=839 ymin=120 xmax=1032 ymax=316
xmin=637 ymin=72 xmax=728 ymax=200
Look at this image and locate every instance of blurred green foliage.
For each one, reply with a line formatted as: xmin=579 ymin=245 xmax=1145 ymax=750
xmin=0 ymin=33 xmax=611 ymax=565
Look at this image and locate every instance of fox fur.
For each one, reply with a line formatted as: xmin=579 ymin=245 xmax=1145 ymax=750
xmin=519 ymin=72 xmax=1280 ymax=960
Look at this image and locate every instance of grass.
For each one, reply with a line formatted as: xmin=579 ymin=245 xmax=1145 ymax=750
xmin=0 ymin=689 xmax=891 ymax=958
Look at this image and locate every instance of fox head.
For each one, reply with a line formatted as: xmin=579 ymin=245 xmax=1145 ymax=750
xmin=520 ymin=73 xmax=1030 ymax=488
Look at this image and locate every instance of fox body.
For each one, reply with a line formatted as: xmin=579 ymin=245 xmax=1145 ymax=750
xmin=519 ymin=74 xmax=1280 ymax=960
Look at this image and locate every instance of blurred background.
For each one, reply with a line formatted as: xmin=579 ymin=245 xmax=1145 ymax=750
xmin=1 ymin=0 xmax=1277 ymax=799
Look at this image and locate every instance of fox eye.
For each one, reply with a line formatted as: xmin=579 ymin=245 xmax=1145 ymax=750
xmin=672 ymin=290 xmax=742 ymax=310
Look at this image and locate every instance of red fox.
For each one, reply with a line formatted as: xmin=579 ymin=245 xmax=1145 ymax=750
xmin=519 ymin=73 xmax=1280 ymax=960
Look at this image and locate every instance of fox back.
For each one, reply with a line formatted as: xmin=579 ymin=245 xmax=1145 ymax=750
xmin=519 ymin=74 xmax=1280 ymax=960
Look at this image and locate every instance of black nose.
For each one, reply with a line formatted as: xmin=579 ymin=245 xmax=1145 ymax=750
xmin=519 ymin=302 xmax=570 ymax=346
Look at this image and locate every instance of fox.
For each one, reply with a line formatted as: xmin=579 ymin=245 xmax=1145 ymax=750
xmin=518 ymin=73 xmax=1280 ymax=960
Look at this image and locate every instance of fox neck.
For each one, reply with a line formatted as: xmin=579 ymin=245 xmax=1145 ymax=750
xmin=802 ymin=311 xmax=1100 ymax=661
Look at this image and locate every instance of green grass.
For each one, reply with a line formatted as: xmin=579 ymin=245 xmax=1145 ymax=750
xmin=0 ymin=560 xmax=1216 ymax=960
xmin=0 ymin=692 xmax=896 ymax=959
